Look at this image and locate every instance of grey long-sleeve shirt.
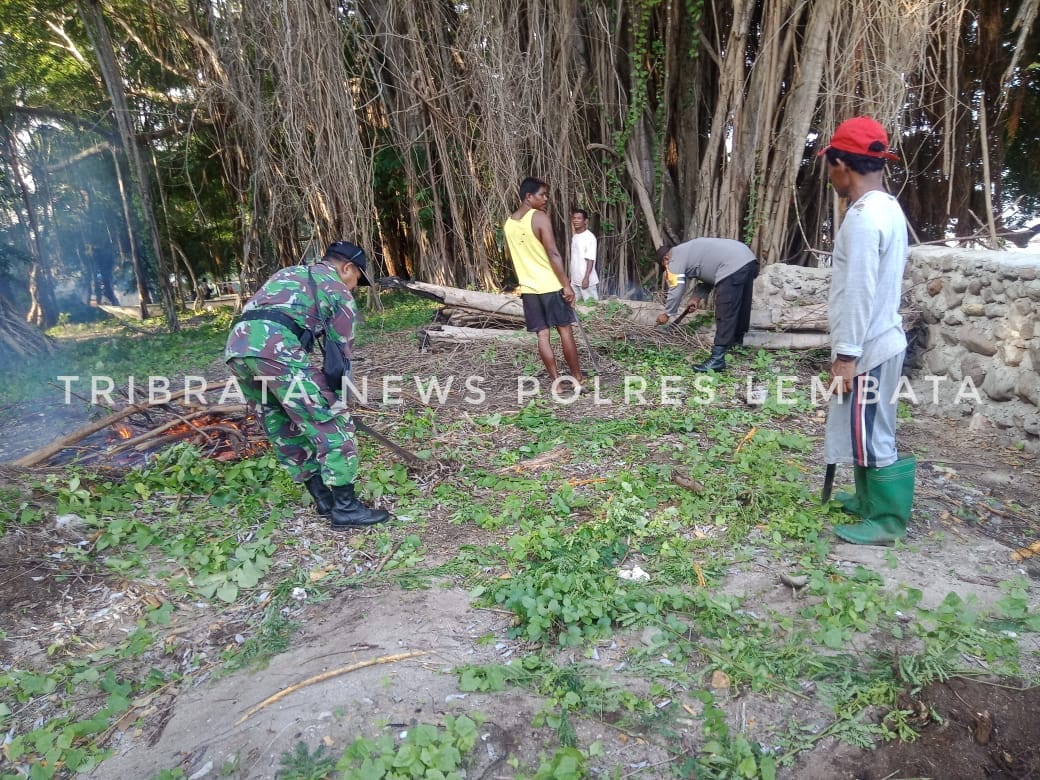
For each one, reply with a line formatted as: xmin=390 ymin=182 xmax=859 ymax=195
xmin=828 ymin=190 xmax=909 ymax=371
xmin=664 ymin=238 xmax=756 ymax=315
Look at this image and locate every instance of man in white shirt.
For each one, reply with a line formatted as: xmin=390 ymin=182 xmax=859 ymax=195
xmin=569 ymin=209 xmax=599 ymax=302
xmin=819 ymin=116 xmax=915 ymax=546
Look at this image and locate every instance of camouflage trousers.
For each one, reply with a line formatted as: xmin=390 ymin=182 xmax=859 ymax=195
xmin=227 ymin=356 xmax=358 ymax=486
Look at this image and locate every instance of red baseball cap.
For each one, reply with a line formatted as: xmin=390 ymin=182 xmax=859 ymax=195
xmin=818 ymin=116 xmax=899 ymax=161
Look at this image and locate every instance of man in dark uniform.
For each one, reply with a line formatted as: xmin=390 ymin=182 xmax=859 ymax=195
xmin=655 ymin=238 xmax=759 ymax=372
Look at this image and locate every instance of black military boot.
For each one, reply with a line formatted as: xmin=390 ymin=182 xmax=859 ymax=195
xmin=329 ymin=484 xmax=391 ymax=530
xmin=304 ymin=474 xmax=334 ymax=517
xmin=694 ymin=345 xmax=727 ymax=373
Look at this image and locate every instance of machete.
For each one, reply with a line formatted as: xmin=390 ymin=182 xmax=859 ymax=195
xmin=821 ymin=463 xmax=836 ymax=504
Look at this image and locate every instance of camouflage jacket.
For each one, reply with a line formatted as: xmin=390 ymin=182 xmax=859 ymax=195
xmin=224 ymin=263 xmax=357 ymax=367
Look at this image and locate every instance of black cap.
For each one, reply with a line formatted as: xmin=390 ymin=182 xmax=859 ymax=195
xmin=325 ymin=241 xmax=370 ymax=286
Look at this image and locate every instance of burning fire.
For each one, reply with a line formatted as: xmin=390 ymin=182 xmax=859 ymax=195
xmin=107 ymin=413 xmax=266 ymax=465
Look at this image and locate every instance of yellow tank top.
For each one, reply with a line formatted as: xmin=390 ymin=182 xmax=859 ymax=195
xmin=503 ymin=210 xmax=561 ymax=294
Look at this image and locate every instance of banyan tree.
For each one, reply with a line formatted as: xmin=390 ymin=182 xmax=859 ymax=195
xmin=0 ymin=0 xmax=1037 ymax=333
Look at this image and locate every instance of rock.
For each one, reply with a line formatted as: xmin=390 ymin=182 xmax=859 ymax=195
xmin=960 ymin=354 xmax=989 ymax=387
xmin=55 ymin=513 xmax=86 ymax=531
xmin=1008 ymin=300 xmax=1035 ymax=336
xmin=943 ymin=289 xmax=965 ymax=310
xmin=967 ymin=279 xmax=982 ymax=295
xmin=981 ymin=366 xmax=1019 ymax=401
xmin=984 ymin=303 xmax=1008 ymax=318
xmin=991 ymin=278 xmax=1005 ymax=294
xmin=779 ymin=573 xmax=809 ymax=589
xmin=943 ymin=309 xmax=965 ymax=326
xmin=710 ymin=670 xmax=731 ymax=689
xmin=1004 ymin=343 xmax=1026 ymax=367
xmin=926 ymin=277 xmax=943 ymax=296
xmin=958 ymin=325 xmax=998 ymax=356
xmin=949 ymin=272 xmax=968 ymax=293
xmin=925 ymin=348 xmax=953 ymax=377
xmin=962 ymin=302 xmax=985 ymax=317
xmin=1015 ymin=371 xmax=1040 ymax=406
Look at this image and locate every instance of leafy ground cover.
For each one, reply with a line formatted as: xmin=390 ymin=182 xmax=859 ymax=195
xmin=1 ymin=298 xmax=1037 ymax=779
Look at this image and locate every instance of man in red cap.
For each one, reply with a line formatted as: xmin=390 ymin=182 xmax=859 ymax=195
xmin=819 ymin=116 xmax=915 ymax=545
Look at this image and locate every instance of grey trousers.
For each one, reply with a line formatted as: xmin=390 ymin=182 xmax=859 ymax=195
xmin=824 ymin=351 xmax=905 ymax=468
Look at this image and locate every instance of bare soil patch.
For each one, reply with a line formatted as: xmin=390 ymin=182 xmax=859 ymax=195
xmin=803 ymin=677 xmax=1040 ymax=780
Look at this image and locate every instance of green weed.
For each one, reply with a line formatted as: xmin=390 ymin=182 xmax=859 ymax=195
xmin=335 ymin=714 xmax=482 ymax=779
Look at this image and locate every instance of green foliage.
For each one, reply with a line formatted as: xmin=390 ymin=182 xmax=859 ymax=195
xmin=527 ymin=747 xmax=589 ymax=780
xmin=221 ymin=607 xmax=297 ymax=673
xmin=335 ymin=714 xmax=482 ymax=779
xmin=685 ymin=691 xmax=777 ymax=780
xmin=0 ymin=640 xmax=162 ymax=777
xmin=53 ymin=445 xmax=293 ymax=603
xmin=800 ymin=567 xmax=893 ymax=649
xmin=277 ymin=742 xmax=338 ymax=780
xmin=473 ymin=493 xmax=703 ymax=645
xmin=355 ymin=294 xmax=440 ymax=346
xmin=0 ymin=485 xmax=43 ymax=534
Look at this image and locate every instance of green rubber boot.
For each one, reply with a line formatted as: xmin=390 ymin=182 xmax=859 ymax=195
xmin=834 ymin=465 xmax=869 ymax=517
xmin=833 ymin=454 xmax=915 ymax=545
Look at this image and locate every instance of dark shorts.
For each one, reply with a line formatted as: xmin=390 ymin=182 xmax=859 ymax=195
xmin=521 ymin=291 xmax=575 ymax=333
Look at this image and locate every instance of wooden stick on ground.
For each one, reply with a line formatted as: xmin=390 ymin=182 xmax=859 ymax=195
xmin=13 ymin=381 xmax=228 ymax=467
xmin=235 ymin=650 xmax=428 ymax=725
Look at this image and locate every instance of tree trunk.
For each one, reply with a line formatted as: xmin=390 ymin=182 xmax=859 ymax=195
xmin=110 ymin=148 xmax=151 ymax=316
xmin=78 ymin=0 xmax=179 ymax=330
xmin=0 ymin=291 xmax=54 ymax=363
xmin=0 ymin=112 xmax=58 ymax=328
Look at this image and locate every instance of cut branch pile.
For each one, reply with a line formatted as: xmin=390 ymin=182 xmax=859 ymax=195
xmin=15 ymin=382 xmax=266 ymax=469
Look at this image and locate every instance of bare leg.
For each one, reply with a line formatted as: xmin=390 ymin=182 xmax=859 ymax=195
xmin=556 ymin=325 xmax=584 ymax=383
xmin=535 ymin=329 xmax=558 ymax=379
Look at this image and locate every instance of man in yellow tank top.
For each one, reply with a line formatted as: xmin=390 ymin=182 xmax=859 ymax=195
xmin=503 ymin=177 xmax=584 ymax=389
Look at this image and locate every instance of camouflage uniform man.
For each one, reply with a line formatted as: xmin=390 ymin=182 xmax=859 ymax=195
xmin=225 ymin=241 xmax=390 ymax=530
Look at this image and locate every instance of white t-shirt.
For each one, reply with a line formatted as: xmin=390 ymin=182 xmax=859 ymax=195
xmin=569 ymin=230 xmax=598 ymax=286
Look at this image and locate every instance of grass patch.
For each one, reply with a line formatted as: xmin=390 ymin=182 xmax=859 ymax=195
xmin=1 ymin=311 xmax=234 ymax=406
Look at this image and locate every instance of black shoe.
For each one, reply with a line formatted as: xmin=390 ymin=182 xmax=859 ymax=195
xmin=304 ymin=474 xmax=334 ymax=517
xmin=694 ymin=345 xmax=727 ymax=373
xmin=329 ymin=484 xmax=392 ymax=529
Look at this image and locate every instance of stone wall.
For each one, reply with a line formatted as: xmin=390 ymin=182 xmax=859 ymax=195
xmin=751 ymin=247 xmax=1040 ymax=451
xmin=907 ymin=246 xmax=1040 ymax=450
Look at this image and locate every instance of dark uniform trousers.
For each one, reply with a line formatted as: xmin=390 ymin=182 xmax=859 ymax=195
xmin=712 ymin=260 xmax=758 ymax=347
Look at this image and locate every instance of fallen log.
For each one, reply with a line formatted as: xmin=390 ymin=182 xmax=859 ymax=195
xmin=742 ymin=330 xmax=831 ymax=350
xmin=385 ymin=279 xmax=525 ymax=318
xmin=419 ymin=324 xmax=534 ymax=352
xmin=440 ymin=306 xmax=525 ymax=329
xmin=384 ymin=278 xmax=668 ymax=329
